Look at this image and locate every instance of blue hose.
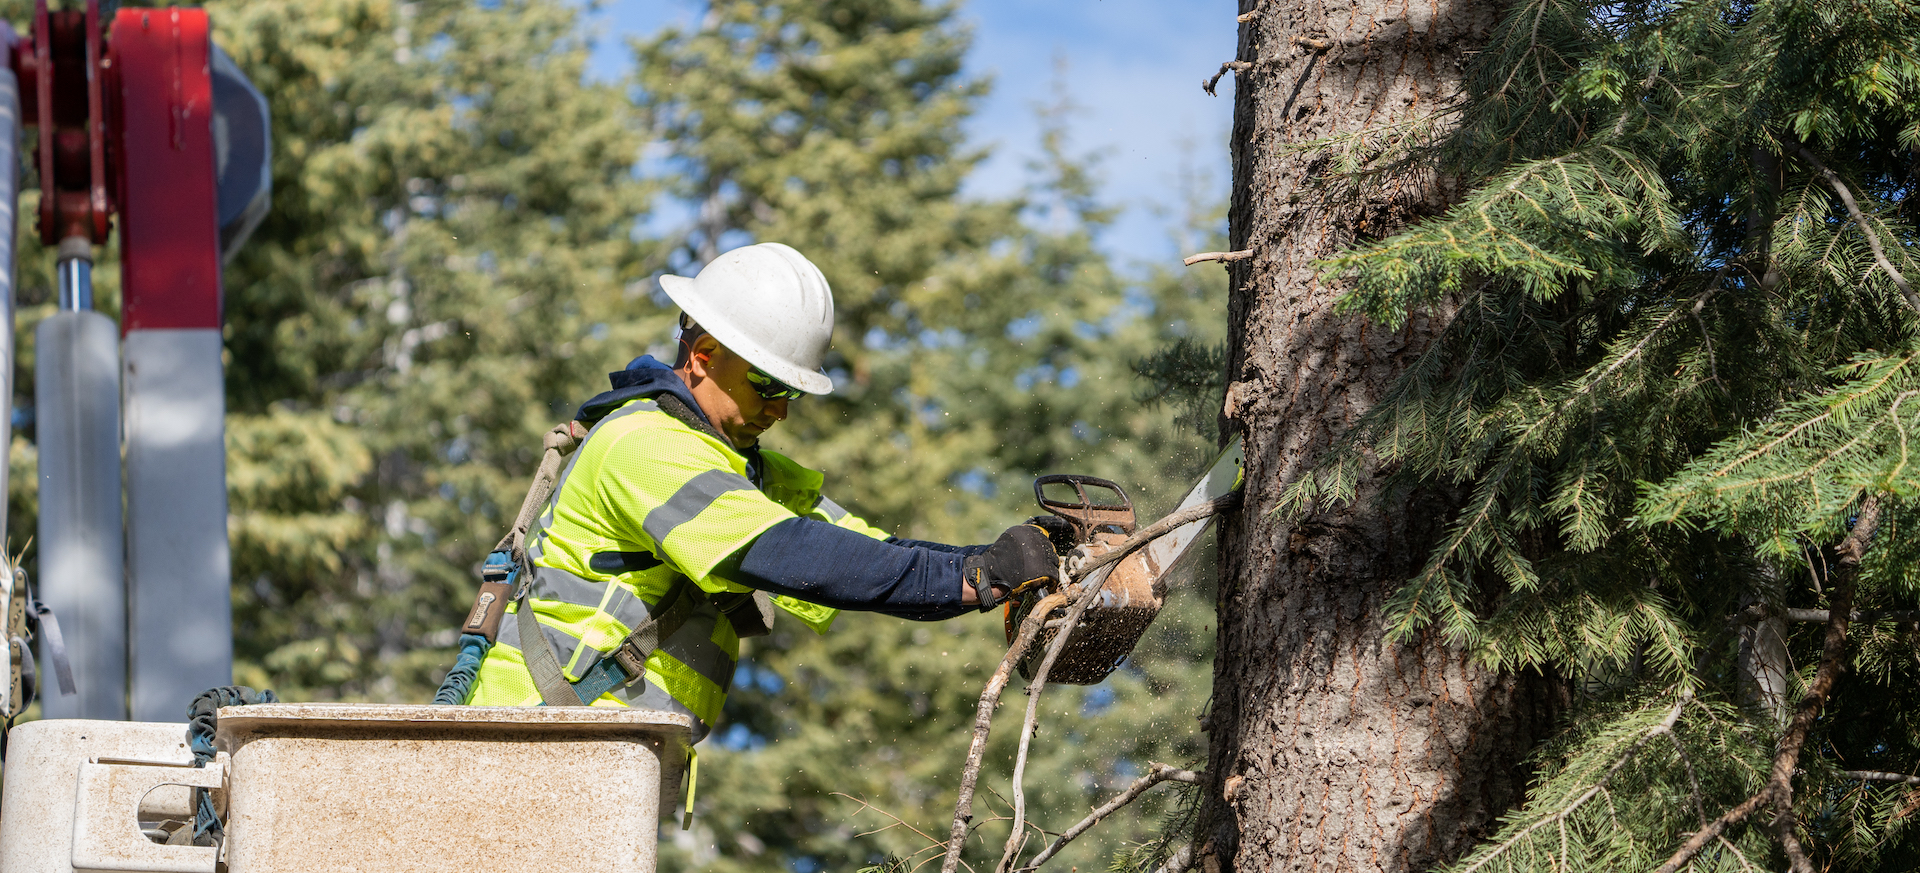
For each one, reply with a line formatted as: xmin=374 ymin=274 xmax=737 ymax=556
xmin=186 ymin=685 xmax=278 ymax=842
xmin=433 ymin=633 xmax=492 ymax=705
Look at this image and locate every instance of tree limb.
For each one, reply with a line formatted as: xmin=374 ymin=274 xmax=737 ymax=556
xmin=1014 ymin=765 xmax=1201 ymax=872
xmin=1660 ymin=496 xmax=1882 ymax=873
xmin=939 ymin=591 xmax=1073 ymax=873
xmin=1069 ymin=493 xmax=1242 ymax=580
xmin=1732 ymin=604 xmax=1920 ymax=625
xmin=1655 ymin=790 xmax=1773 ymax=873
xmin=1842 ymin=770 xmax=1920 ymax=786
xmin=1149 ymin=842 xmax=1195 ymax=873
xmin=996 ymin=557 xmax=1141 ymax=872
xmin=1799 ymin=147 xmax=1920 ymax=313
xmin=1183 ymin=250 xmax=1254 ymax=266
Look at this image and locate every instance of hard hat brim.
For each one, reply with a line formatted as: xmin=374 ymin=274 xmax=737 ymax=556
xmin=658 ymin=274 xmax=835 ymax=395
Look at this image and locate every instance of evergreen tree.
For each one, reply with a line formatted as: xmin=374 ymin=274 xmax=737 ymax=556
xmin=1195 ymin=0 xmax=1558 ymax=870
xmin=1270 ymin=0 xmax=1920 ymax=869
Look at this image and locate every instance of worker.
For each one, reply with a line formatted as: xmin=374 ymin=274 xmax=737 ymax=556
xmin=466 ymin=242 xmax=1059 ymax=741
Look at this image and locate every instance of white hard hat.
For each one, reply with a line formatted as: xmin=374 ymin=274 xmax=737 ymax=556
xmin=657 ymin=243 xmax=835 ymax=395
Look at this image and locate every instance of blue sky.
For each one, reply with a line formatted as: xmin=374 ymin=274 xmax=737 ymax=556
xmin=579 ymin=0 xmax=1239 ymax=270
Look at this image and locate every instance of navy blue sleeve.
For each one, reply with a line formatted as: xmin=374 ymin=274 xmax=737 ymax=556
xmin=736 ymin=518 xmax=974 ymax=621
xmin=887 ymin=536 xmax=991 ymax=556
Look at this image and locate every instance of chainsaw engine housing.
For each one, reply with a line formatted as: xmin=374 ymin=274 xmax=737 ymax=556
xmin=1011 ymin=476 xmax=1167 ymax=685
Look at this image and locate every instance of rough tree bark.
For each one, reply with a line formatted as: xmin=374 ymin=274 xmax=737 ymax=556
xmin=1194 ymin=1 xmax=1561 ymax=871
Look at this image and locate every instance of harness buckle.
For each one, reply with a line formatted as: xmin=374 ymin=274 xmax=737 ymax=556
xmin=610 ymin=636 xmax=651 ymax=685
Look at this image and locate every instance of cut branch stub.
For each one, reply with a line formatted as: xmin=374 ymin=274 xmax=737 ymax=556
xmin=1183 ymin=250 xmax=1254 ymax=267
xmin=1203 ymin=62 xmax=1252 ymax=96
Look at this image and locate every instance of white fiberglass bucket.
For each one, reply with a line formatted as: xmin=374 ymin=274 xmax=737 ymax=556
xmin=0 ymin=704 xmax=691 ymax=873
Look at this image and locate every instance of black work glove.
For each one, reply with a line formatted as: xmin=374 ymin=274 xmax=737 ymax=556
xmin=962 ymin=524 xmax=1059 ymax=612
xmin=1025 ymin=514 xmax=1079 ymax=553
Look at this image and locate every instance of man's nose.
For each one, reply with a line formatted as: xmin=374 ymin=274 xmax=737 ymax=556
xmin=764 ymin=396 xmax=790 ymax=421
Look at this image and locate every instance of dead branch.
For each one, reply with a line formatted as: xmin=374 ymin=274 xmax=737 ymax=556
xmin=1182 ymin=250 xmax=1254 ymax=267
xmin=1659 ymin=496 xmax=1883 ymax=873
xmin=939 ymin=591 xmax=1074 ymax=873
xmin=1799 ymin=148 xmax=1920 ymax=313
xmin=1069 ymin=493 xmax=1242 ymax=581
xmin=1733 ymin=604 xmax=1920 ymax=625
xmin=1291 ymin=35 xmax=1332 ymax=51
xmin=1015 ymin=764 xmax=1201 ymax=872
xmin=1842 ymin=771 xmax=1920 ymax=786
xmin=1203 ymin=61 xmax=1252 ymax=96
xmin=997 ymin=564 xmax=1135 ymax=873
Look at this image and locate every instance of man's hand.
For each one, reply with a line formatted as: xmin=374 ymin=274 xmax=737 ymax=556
xmin=961 ymin=525 xmax=1059 ymax=612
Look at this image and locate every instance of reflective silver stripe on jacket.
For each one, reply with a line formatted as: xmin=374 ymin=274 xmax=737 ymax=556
xmin=642 ymin=468 xmax=757 ymax=547
xmin=814 ymin=495 xmax=849 ymax=521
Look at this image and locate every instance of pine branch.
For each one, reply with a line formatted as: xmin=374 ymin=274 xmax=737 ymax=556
xmin=1453 ymin=696 xmax=1690 ymax=873
xmin=1658 ymin=496 xmax=1882 ymax=873
xmin=1799 ymin=147 xmax=1919 ymax=313
xmin=1013 ymin=764 xmax=1201 ymax=872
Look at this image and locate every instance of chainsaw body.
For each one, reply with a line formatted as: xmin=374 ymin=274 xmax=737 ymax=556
xmin=1009 ymin=475 xmax=1168 ymax=685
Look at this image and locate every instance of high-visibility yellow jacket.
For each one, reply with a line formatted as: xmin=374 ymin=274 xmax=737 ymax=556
xmin=467 ymin=387 xmax=890 ymax=741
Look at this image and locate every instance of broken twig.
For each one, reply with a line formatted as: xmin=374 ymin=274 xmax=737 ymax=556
xmin=1203 ymin=61 xmax=1252 ymax=96
xmin=1182 ymin=250 xmax=1254 ymax=267
xmin=1015 ymin=764 xmax=1201 ymax=872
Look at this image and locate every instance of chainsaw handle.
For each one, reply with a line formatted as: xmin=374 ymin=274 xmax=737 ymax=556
xmin=1033 ymin=474 xmax=1135 ymax=538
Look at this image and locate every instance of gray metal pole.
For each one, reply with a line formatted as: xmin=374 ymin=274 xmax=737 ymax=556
xmin=35 ymin=299 xmax=126 ymax=721
xmin=125 ymin=327 xmax=231 ymax=722
xmin=0 ymin=66 xmax=18 ymax=559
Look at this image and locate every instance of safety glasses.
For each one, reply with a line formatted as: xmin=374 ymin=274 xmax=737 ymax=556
xmin=744 ymin=367 xmax=806 ymax=402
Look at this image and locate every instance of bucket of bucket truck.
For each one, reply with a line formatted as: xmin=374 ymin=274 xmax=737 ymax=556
xmin=1 ymin=704 xmax=692 ymax=873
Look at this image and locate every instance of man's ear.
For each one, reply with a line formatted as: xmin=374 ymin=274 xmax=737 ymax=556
xmin=685 ymin=334 xmax=724 ymax=379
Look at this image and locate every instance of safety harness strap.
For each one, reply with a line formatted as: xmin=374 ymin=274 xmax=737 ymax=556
xmin=497 ymin=420 xmax=590 ymax=560
xmin=564 ymin=575 xmax=698 ymax=704
xmin=515 ymin=586 xmax=585 ymax=707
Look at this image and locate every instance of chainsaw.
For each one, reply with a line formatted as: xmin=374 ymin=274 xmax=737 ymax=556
xmin=1006 ymin=436 xmax=1244 ymax=685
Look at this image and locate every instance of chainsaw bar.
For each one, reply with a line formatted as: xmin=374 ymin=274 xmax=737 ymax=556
xmin=1014 ymin=434 xmax=1245 ymax=684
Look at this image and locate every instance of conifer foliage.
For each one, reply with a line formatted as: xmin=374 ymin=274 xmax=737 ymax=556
xmin=1283 ymin=0 xmax=1920 ymax=868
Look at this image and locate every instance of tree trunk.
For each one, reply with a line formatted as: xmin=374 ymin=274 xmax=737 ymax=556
xmin=1196 ymin=2 xmax=1560 ymax=871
